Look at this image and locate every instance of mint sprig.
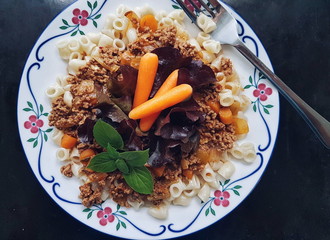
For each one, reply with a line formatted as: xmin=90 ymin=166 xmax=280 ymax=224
xmin=87 ymin=120 xmax=153 ymax=194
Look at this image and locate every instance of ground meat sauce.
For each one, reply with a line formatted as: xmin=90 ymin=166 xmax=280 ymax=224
xmin=50 ymin=25 xmax=237 ymax=208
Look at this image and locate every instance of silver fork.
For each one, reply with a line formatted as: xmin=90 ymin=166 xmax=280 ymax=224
xmin=177 ymin=0 xmax=330 ymax=149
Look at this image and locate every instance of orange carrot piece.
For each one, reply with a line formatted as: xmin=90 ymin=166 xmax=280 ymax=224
xmin=232 ymin=117 xmax=249 ymax=134
xmin=129 ymin=84 xmax=193 ymax=120
xmin=61 ymin=134 xmax=77 ymax=149
xmin=183 ymin=169 xmax=193 ymax=179
xmin=219 ymin=107 xmax=233 ymax=125
xmin=132 ymin=53 xmax=159 ymax=108
xmin=140 ymin=14 xmax=158 ymax=32
xmin=139 ymin=70 xmax=179 ymax=132
xmin=152 ymin=166 xmax=166 ymax=177
xmin=79 ymin=149 xmax=96 ymax=160
xmin=206 ymin=99 xmax=221 ymax=113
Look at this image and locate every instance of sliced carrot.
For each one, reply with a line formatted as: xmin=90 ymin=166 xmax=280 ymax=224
xmin=232 ymin=117 xmax=249 ymax=134
xmin=79 ymin=149 xmax=96 ymax=160
xmin=151 ymin=166 xmax=166 ymax=177
xmin=61 ymin=134 xmax=77 ymax=149
xmin=139 ymin=70 xmax=179 ymax=132
xmin=229 ymin=101 xmax=240 ymax=115
xmin=219 ymin=107 xmax=233 ymax=125
xmin=129 ymin=84 xmax=193 ymax=120
xmin=132 ymin=53 xmax=158 ymax=108
xmin=183 ymin=169 xmax=193 ymax=179
xmin=206 ymin=99 xmax=221 ymax=113
xmin=140 ymin=14 xmax=158 ymax=32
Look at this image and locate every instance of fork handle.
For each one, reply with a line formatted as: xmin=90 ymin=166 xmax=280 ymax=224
xmin=233 ymin=40 xmax=330 ymax=149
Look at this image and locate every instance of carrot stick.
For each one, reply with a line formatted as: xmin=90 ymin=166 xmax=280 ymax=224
xmin=129 ymin=84 xmax=193 ymax=120
xmin=132 ymin=53 xmax=159 ymax=108
xmin=140 ymin=14 xmax=158 ymax=32
xmin=61 ymin=134 xmax=77 ymax=149
xmin=219 ymin=107 xmax=233 ymax=124
xmin=139 ymin=70 xmax=179 ymax=131
xmin=79 ymin=149 xmax=96 ymax=160
xmin=206 ymin=99 xmax=221 ymax=113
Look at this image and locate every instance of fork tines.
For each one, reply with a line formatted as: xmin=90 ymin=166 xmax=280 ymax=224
xmin=176 ymin=0 xmax=221 ymax=22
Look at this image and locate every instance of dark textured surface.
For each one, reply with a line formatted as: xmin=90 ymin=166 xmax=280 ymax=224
xmin=1 ymin=0 xmax=329 ymax=239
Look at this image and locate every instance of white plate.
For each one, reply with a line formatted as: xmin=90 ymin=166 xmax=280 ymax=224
xmin=17 ymin=0 xmax=279 ymax=239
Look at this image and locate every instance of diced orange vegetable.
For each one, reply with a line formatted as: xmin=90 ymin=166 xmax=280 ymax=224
xmin=229 ymin=101 xmax=241 ymax=115
xmin=206 ymin=99 xmax=221 ymax=113
xmin=79 ymin=149 xmax=96 ymax=160
xmin=132 ymin=53 xmax=158 ymax=108
xmin=181 ymin=158 xmax=189 ymax=170
xmin=139 ymin=69 xmax=179 ymax=132
xmin=151 ymin=166 xmax=166 ymax=177
xmin=196 ymin=148 xmax=210 ymax=164
xmin=61 ymin=134 xmax=77 ymax=149
xmin=183 ymin=169 xmax=193 ymax=179
xmin=129 ymin=84 xmax=193 ymax=119
xmin=232 ymin=117 xmax=249 ymax=134
xmin=140 ymin=14 xmax=158 ymax=32
xmin=219 ymin=107 xmax=233 ymax=125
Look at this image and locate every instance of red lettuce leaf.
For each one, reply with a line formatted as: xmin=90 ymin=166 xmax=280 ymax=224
xmin=77 ymin=118 xmax=96 ymax=144
xmin=117 ymin=119 xmax=145 ymax=151
xmin=110 ymin=65 xmax=138 ymax=98
xmin=178 ymin=60 xmax=216 ymax=89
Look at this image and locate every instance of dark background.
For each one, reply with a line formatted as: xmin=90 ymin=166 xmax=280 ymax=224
xmin=1 ymin=0 xmax=329 ymax=239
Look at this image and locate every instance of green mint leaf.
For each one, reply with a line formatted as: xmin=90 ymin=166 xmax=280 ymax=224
xmin=115 ymin=159 xmax=129 ymax=174
xmin=123 ymin=166 xmax=153 ymax=194
xmin=87 ymin=152 xmax=117 ymax=172
xmin=106 ymin=143 xmax=119 ymax=159
xmin=93 ymin=120 xmax=124 ymax=149
xmin=119 ymin=149 xmax=149 ymax=167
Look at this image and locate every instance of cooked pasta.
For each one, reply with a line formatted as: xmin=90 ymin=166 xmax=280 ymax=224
xmin=56 ymin=148 xmax=70 ymax=161
xmin=202 ymin=39 xmax=221 ymax=54
xmin=218 ymin=161 xmax=235 ymax=179
xmin=148 ymin=204 xmax=168 ymax=220
xmin=198 ymin=183 xmax=211 ymax=202
xmin=219 ymin=89 xmax=235 ymax=106
xmin=173 ymin=194 xmax=192 ymax=206
xmin=200 ymin=163 xmax=217 ymax=183
xmin=45 ymin=83 xmax=64 ymax=99
xmin=169 ymin=179 xmax=186 ymax=199
xmin=197 ymin=14 xmax=216 ymax=33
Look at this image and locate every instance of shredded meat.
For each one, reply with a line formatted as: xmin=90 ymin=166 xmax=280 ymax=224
xmin=60 ymin=163 xmax=73 ymax=178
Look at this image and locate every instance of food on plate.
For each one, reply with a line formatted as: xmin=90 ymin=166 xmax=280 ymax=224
xmin=47 ymin=4 xmax=257 ymax=219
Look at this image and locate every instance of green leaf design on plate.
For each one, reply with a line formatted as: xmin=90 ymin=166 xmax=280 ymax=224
xmin=116 ymin=222 xmax=120 ymax=231
xmin=119 ymin=211 xmax=127 ymax=215
xmin=249 ymin=76 xmax=253 ymax=84
xmin=116 ymin=204 xmax=120 ymax=211
xmin=87 ymin=1 xmax=92 ymax=9
xmin=233 ymin=190 xmax=240 ymax=196
xmin=211 ymin=208 xmax=216 ymax=216
xmin=121 ymin=221 xmax=126 ymax=229
xmin=205 ymin=208 xmax=210 ymax=216
xmin=27 ymin=138 xmax=35 ymax=142
xmin=71 ymin=30 xmax=78 ymax=36
xmin=264 ymin=105 xmax=274 ymax=108
xmin=62 ymin=19 xmax=69 ymax=25
xmin=233 ymin=185 xmax=242 ymax=189
xmin=27 ymin=101 xmax=33 ymax=109
xmin=45 ymin=128 xmax=53 ymax=133
xmin=44 ymin=133 xmax=48 ymax=142
xmin=33 ymin=140 xmax=38 ymax=148
xmin=60 ymin=26 xmax=68 ymax=30
xmin=83 ymin=208 xmax=91 ymax=212
xmin=87 ymin=211 xmax=93 ymax=219
xmin=253 ymin=104 xmax=257 ymax=112
xmin=93 ymin=1 xmax=97 ymax=9
xmin=79 ymin=30 xmax=85 ymax=35
xmin=244 ymin=85 xmax=252 ymax=89
xmin=172 ymin=5 xmax=181 ymax=9
xmin=94 ymin=14 xmax=101 ymax=19
xmin=43 ymin=113 xmax=49 ymax=117
xmin=23 ymin=108 xmax=32 ymax=112
xmin=264 ymin=108 xmax=270 ymax=114
xmin=40 ymin=104 xmax=44 ymax=113
xmin=224 ymin=179 xmax=230 ymax=185
xmin=93 ymin=20 xmax=97 ymax=28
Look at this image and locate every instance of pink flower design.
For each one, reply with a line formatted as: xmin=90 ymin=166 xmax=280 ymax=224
xmin=24 ymin=115 xmax=44 ymax=134
xmin=97 ymin=207 xmax=115 ymax=226
xmin=72 ymin=8 xmax=89 ymax=26
xmin=214 ymin=190 xmax=230 ymax=207
xmin=253 ymin=83 xmax=272 ymax=101
xmin=184 ymin=0 xmax=202 ymax=12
